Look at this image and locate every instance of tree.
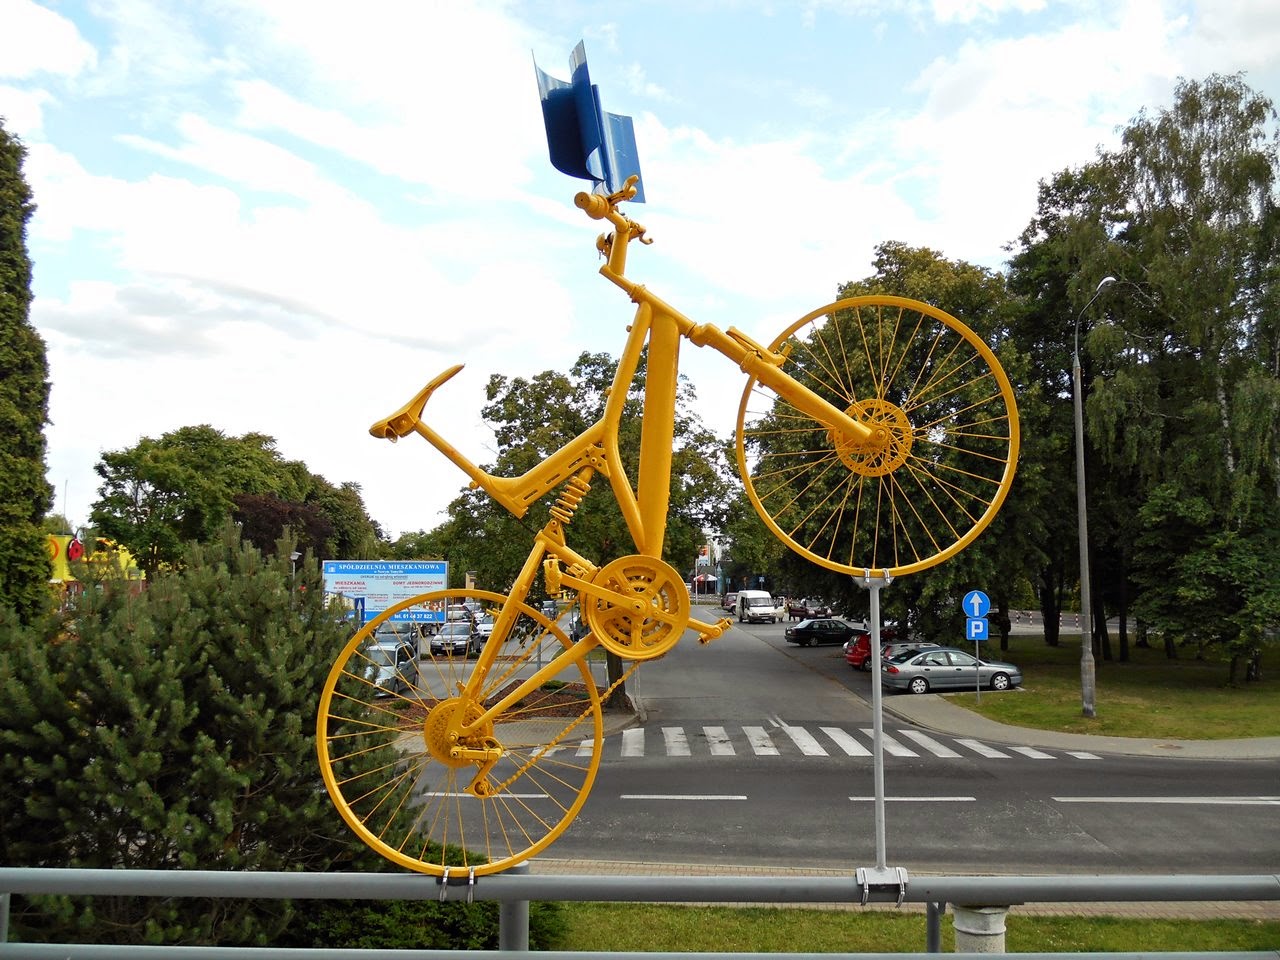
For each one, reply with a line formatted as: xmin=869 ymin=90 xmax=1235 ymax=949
xmin=0 ymin=528 xmax=359 ymax=943
xmin=91 ymin=426 xmax=381 ymax=573
xmin=0 ymin=121 xmax=54 ymax=623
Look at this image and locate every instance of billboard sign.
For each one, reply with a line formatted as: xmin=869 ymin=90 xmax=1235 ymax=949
xmin=322 ymin=560 xmax=448 ymax=624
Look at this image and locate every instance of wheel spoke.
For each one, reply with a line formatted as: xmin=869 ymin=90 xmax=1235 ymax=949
xmin=317 ymin=589 xmax=602 ymax=876
xmin=736 ymin=295 xmax=1018 ymax=577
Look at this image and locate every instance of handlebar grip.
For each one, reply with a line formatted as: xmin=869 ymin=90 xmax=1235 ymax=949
xmin=574 ymin=191 xmax=610 ymax=220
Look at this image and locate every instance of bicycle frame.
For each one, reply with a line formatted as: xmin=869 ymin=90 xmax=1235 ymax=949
xmin=367 ymin=177 xmax=889 ymax=776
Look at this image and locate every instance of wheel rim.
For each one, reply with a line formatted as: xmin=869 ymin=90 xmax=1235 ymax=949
xmin=910 ymin=678 xmax=929 ymax=694
xmin=317 ymin=589 xmax=602 ymax=876
xmin=736 ymin=295 xmax=1019 ymax=577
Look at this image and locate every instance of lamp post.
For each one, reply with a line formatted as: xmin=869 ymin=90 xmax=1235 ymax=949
xmin=289 ymin=550 xmax=301 ymax=579
xmin=1073 ymin=275 xmax=1115 ymax=719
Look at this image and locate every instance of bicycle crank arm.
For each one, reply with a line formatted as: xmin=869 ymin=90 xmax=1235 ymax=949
xmin=688 ymin=614 xmax=734 ymax=644
xmin=451 ymin=738 xmax=504 ymax=797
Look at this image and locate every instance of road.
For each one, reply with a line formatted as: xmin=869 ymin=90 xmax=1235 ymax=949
xmin=545 ymin=616 xmax=1280 ymax=873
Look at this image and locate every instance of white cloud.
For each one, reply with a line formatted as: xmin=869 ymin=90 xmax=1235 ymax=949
xmin=0 ymin=0 xmax=97 ymax=79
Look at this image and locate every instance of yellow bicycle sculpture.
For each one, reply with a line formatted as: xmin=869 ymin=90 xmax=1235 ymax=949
xmin=317 ymin=176 xmax=1019 ymax=876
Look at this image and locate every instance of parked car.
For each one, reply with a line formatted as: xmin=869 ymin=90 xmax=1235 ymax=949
xmin=842 ymin=625 xmax=905 ymax=669
xmin=880 ymin=639 xmax=936 ymax=662
xmin=881 ymin=646 xmax=1022 ymax=695
xmin=721 ymin=592 xmax=738 ymax=612
xmin=784 ymin=617 xmax=861 ymax=647
xmin=476 ymin=613 xmax=495 ymax=639
xmin=786 ymin=598 xmax=833 ymax=620
xmin=364 ymin=636 xmax=417 ymax=697
xmin=429 ymin=621 xmax=481 ymax=658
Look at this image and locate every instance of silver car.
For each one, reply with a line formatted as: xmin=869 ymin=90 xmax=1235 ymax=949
xmin=881 ymin=646 xmax=1022 ymax=694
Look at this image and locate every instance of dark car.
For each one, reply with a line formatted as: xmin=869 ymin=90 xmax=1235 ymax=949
xmin=784 ymin=618 xmax=861 ymax=647
xmin=881 ymin=646 xmax=1022 ymax=694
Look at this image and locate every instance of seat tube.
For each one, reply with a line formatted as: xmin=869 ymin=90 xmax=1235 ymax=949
xmin=635 ymin=305 xmax=679 ymax=555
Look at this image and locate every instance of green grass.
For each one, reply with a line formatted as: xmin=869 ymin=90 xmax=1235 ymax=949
xmin=557 ymin=903 xmax=1280 ymax=953
xmin=945 ymin=635 xmax=1280 ymax=739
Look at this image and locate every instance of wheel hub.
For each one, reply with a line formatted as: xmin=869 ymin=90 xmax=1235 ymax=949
xmin=423 ymin=697 xmax=493 ymax=767
xmin=831 ymin=398 xmax=913 ymax=477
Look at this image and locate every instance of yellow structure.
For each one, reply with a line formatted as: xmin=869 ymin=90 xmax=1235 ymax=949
xmin=318 ymin=178 xmax=1019 ymax=876
xmin=46 ymin=534 xmax=143 ymax=585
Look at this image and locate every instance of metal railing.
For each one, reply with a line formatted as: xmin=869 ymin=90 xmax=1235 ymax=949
xmin=1 ymin=867 xmax=1277 ymax=959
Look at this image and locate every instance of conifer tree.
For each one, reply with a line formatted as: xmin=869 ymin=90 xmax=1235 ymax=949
xmin=0 ymin=121 xmax=54 ymax=622
xmin=0 ymin=528 xmax=374 ymax=944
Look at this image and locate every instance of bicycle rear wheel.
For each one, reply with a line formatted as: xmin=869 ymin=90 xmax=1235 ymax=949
xmin=317 ymin=588 xmax=602 ymax=876
xmin=736 ymin=296 xmax=1018 ymax=578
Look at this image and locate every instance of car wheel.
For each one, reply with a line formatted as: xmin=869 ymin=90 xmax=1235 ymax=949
xmin=908 ymin=677 xmax=930 ymax=695
xmin=990 ymin=672 xmax=1011 ymax=691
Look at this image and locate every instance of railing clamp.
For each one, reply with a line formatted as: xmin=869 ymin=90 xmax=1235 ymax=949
xmin=856 ymin=866 xmax=910 ymax=907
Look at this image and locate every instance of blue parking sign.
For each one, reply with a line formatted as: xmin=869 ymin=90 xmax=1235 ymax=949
xmin=966 ymin=617 xmax=989 ymax=641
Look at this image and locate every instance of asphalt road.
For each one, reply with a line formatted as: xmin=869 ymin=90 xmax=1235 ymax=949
xmin=546 ymin=616 xmax=1280 ymax=873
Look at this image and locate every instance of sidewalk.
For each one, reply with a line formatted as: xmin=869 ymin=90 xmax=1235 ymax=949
xmin=877 ymin=692 xmax=1280 ymax=760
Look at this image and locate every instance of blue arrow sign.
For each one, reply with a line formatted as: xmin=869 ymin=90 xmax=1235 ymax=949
xmin=967 ymin=617 xmax=989 ymax=641
xmin=962 ymin=589 xmax=991 ymax=619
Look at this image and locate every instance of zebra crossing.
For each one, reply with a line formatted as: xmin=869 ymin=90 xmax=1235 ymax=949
xmin=553 ymin=723 xmax=1102 ymax=762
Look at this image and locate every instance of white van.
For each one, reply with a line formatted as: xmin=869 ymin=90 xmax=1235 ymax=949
xmin=735 ymin=589 xmax=781 ymax=624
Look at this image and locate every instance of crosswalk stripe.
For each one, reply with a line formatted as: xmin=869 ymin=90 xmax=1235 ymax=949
xmin=780 ymin=724 xmax=828 ymax=756
xmin=1010 ymin=745 xmax=1055 ymax=759
xmin=621 ymin=727 xmax=645 ymax=757
xmin=663 ymin=726 xmax=691 ymax=756
xmin=704 ymin=725 xmax=736 ymax=756
xmin=955 ymin=737 xmax=1011 ymax=758
xmin=575 ymin=739 xmax=594 ymax=757
xmin=860 ymin=728 xmax=918 ymax=757
xmin=743 ymin=725 xmax=779 ymax=755
xmin=595 ymin=725 xmax=1100 ymax=762
xmin=898 ymin=729 xmax=963 ymax=757
xmin=820 ymin=726 xmax=871 ymax=756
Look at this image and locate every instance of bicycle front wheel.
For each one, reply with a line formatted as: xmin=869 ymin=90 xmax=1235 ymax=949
xmin=736 ymin=296 xmax=1019 ymax=578
xmin=317 ymin=588 xmax=603 ymax=876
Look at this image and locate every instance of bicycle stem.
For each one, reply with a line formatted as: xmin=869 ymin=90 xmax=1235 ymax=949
xmin=577 ymin=182 xmax=881 ymax=450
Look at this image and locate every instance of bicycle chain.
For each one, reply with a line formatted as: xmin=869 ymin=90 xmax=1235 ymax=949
xmin=492 ymin=657 xmax=643 ymax=793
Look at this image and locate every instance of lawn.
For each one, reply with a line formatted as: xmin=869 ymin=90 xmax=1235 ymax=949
xmin=557 ymin=903 xmax=1280 ymax=953
xmin=945 ymin=634 xmax=1280 ymax=739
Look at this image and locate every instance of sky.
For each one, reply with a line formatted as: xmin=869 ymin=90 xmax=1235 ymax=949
xmin=3 ymin=0 xmax=1279 ymax=542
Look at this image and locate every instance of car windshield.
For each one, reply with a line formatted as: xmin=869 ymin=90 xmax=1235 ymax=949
xmin=747 ymin=598 xmax=772 ymax=607
xmin=365 ymin=643 xmax=399 ymax=667
xmin=439 ymin=624 xmax=470 ymax=638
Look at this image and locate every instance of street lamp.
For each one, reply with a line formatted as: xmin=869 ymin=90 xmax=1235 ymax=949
xmin=289 ymin=550 xmax=301 ymax=578
xmin=1073 ymin=275 xmax=1115 ymax=719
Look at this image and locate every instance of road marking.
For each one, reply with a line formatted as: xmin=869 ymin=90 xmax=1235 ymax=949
xmin=955 ymin=737 xmax=1011 ymax=758
xmin=898 ymin=729 xmax=962 ymax=757
xmin=820 ymin=726 xmax=872 ymax=756
xmin=781 ymin=724 xmax=828 ymax=756
xmin=1053 ymin=796 xmax=1280 ymax=805
xmin=1066 ymin=751 xmax=1102 ymax=760
xmin=621 ymin=794 xmax=748 ymax=800
xmin=1010 ymin=745 xmax=1055 ymax=759
xmin=860 ymin=728 xmax=918 ymax=757
xmin=621 ymin=728 xmax=645 ymax=757
xmin=575 ymin=739 xmax=594 ymax=757
xmin=703 ymin=725 xmax=735 ymax=756
xmin=848 ymin=796 xmax=976 ymax=802
xmin=743 ymin=725 xmax=779 ymax=755
xmin=662 ymin=726 xmax=691 ymax=756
